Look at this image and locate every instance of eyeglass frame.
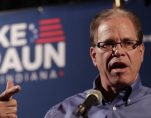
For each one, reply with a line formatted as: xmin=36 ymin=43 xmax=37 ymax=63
xmin=95 ymin=39 xmax=142 ymax=51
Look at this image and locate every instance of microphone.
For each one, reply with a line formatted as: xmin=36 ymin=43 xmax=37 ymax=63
xmin=76 ymin=89 xmax=102 ymax=117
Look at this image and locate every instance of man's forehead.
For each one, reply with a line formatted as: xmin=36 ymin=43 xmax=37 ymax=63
xmin=97 ymin=18 xmax=136 ymax=40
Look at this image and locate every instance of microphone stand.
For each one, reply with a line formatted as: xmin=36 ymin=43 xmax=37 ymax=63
xmin=76 ymin=103 xmax=90 ymax=118
xmin=82 ymin=111 xmax=88 ymax=118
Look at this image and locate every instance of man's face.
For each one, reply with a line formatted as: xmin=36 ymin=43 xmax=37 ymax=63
xmin=90 ymin=16 xmax=144 ymax=87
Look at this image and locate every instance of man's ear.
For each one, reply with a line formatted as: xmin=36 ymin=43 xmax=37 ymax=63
xmin=140 ymin=43 xmax=145 ymax=63
xmin=90 ymin=47 xmax=97 ymax=66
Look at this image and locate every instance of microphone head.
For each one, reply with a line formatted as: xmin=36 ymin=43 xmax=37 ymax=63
xmin=86 ymin=89 xmax=103 ymax=105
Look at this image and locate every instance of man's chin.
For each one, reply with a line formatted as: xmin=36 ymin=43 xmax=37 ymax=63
xmin=110 ymin=74 xmax=133 ymax=87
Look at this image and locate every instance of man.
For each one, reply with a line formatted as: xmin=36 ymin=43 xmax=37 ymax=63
xmin=45 ymin=8 xmax=151 ymax=118
xmin=0 ymin=80 xmax=21 ymax=118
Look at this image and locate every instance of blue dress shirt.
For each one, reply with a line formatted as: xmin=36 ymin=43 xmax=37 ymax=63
xmin=45 ymin=76 xmax=151 ymax=118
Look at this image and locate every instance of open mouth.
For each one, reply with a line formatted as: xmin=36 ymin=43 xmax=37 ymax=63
xmin=109 ymin=62 xmax=128 ymax=71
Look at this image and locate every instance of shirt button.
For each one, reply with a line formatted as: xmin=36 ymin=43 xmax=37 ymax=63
xmin=128 ymin=99 xmax=131 ymax=103
xmin=113 ymin=106 xmax=117 ymax=111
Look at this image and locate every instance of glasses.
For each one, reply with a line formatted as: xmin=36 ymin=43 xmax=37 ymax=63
xmin=96 ymin=39 xmax=141 ymax=51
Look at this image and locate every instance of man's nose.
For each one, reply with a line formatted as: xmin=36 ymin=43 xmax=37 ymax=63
xmin=112 ymin=43 xmax=125 ymax=57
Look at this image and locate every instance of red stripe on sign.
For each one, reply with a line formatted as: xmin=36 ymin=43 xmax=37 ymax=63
xmin=39 ymin=18 xmax=61 ymax=25
xmin=39 ymin=24 xmax=62 ymax=31
xmin=39 ymin=30 xmax=64 ymax=37
xmin=35 ymin=36 xmax=65 ymax=44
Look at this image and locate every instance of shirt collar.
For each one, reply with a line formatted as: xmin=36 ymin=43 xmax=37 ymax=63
xmin=93 ymin=74 xmax=142 ymax=105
